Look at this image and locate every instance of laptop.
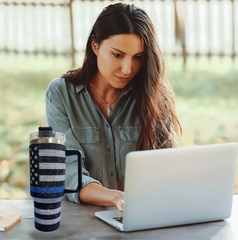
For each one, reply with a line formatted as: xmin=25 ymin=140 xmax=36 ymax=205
xmin=95 ymin=142 xmax=238 ymax=232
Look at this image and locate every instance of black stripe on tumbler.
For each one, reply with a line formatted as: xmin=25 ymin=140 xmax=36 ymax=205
xmin=31 ymin=143 xmax=66 ymax=151
xmin=39 ymin=143 xmax=66 ymax=151
xmin=36 ymin=180 xmax=65 ymax=188
xmin=31 ymin=191 xmax=64 ymax=198
xmin=34 ymin=201 xmax=61 ymax=210
xmin=38 ymin=156 xmax=65 ymax=164
xmin=35 ymin=221 xmax=60 ymax=232
xmin=35 ymin=211 xmax=61 ymax=220
xmin=38 ymin=169 xmax=65 ymax=176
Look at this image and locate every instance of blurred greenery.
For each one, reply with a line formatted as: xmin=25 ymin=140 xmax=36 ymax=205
xmin=0 ymin=54 xmax=238 ymax=199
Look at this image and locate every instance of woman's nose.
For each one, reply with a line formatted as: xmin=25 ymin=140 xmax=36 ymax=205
xmin=121 ymin=58 xmax=132 ymax=76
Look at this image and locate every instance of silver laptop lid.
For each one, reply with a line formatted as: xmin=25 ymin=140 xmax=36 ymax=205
xmin=123 ymin=142 xmax=238 ymax=231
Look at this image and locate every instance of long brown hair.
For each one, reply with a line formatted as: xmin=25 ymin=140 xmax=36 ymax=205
xmin=63 ymin=3 xmax=182 ymax=150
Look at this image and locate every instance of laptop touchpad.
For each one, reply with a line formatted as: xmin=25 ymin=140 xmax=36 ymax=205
xmin=113 ymin=217 xmax=123 ymax=223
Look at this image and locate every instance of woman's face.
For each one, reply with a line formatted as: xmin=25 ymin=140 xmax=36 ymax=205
xmin=91 ymin=34 xmax=144 ymax=89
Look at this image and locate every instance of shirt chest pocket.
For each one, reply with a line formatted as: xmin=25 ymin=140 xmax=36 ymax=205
xmin=118 ymin=127 xmax=140 ymax=183
xmin=119 ymin=127 xmax=139 ymax=159
xmin=72 ymin=127 xmax=100 ymax=144
xmin=119 ymin=127 xmax=140 ymax=161
xmin=119 ymin=127 xmax=140 ymax=143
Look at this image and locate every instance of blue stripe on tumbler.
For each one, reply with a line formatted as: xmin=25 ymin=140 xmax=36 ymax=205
xmin=31 ymin=191 xmax=64 ymax=199
xmin=31 ymin=186 xmax=64 ymax=193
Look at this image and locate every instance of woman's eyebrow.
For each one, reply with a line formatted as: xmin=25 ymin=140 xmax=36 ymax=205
xmin=111 ymin=47 xmax=144 ymax=55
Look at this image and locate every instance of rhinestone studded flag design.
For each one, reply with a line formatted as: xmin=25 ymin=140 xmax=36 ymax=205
xmin=29 ymin=143 xmax=66 ymax=232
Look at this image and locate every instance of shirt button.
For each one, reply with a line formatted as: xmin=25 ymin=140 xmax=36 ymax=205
xmin=108 ymin=148 xmax=111 ymax=152
xmin=110 ymin=172 xmax=114 ymax=176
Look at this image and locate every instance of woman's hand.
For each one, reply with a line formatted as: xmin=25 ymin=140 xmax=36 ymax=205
xmin=79 ymin=183 xmax=125 ymax=211
xmin=110 ymin=190 xmax=124 ymax=212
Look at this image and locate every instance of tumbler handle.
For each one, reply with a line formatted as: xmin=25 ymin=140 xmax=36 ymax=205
xmin=64 ymin=150 xmax=82 ymax=194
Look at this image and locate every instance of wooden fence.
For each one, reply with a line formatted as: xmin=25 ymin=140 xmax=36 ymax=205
xmin=0 ymin=0 xmax=238 ymax=67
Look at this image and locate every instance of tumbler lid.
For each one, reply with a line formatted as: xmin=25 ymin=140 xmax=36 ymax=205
xmin=30 ymin=126 xmax=66 ymax=145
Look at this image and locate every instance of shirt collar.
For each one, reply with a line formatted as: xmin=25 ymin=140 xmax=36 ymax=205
xmin=75 ymin=84 xmax=85 ymax=94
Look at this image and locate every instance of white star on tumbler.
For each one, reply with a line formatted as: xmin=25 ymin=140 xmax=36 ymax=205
xmin=34 ymin=155 xmax=37 ymax=159
xmin=34 ymin=164 xmax=38 ymax=168
xmin=34 ymin=146 xmax=37 ymax=151
xmin=35 ymin=181 xmax=38 ymax=185
xmin=35 ymin=173 xmax=38 ymax=177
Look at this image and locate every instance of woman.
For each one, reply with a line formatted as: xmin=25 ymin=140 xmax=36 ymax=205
xmin=46 ymin=3 xmax=181 ymax=211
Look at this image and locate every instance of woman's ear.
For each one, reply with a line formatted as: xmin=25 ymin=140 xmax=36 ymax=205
xmin=91 ymin=41 xmax=99 ymax=56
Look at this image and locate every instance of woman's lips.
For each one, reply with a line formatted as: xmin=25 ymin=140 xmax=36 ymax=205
xmin=115 ymin=76 xmax=130 ymax=81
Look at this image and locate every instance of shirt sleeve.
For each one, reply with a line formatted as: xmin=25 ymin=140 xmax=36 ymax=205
xmin=45 ymin=79 xmax=101 ymax=204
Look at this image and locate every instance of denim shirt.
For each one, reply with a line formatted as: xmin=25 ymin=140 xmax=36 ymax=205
xmin=45 ymin=78 xmax=140 ymax=203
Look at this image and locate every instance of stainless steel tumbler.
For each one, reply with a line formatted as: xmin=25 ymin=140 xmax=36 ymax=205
xmin=29 ymin=126 xmax=81 ymax=232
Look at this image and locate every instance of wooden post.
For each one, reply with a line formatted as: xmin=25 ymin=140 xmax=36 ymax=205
xmin=231 ymin=0 xmax=235 ymax=63
xmin=174 ymin=0 xmax=187 ymax=68
xmin=69 ymin=0 xmax=76 ymax=67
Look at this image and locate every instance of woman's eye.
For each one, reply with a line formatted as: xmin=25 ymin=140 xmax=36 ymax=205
xmin=134 ymin=55 xmax=143 ymax=60
xmin=112 ymin=53 xmax=122 ymax=58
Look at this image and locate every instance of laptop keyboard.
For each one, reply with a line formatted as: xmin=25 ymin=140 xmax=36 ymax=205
xmin=113 ymin=217 xmax=123 ymax=223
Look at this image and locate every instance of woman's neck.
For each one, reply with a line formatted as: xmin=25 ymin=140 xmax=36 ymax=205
xmin=89 ymin=73 xmax=124 ymax=103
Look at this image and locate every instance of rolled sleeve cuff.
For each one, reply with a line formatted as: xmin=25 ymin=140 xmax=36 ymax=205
xmin=66 ymin=174 xmax=102 ymax=204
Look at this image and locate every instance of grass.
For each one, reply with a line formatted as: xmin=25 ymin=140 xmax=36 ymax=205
xmin=0 ymin=54 xmax=238 ymax=198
